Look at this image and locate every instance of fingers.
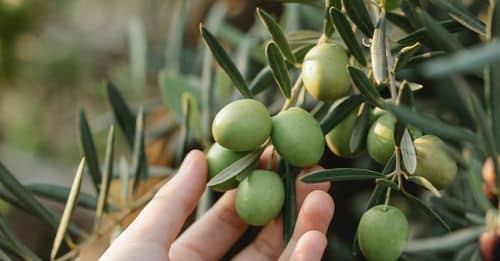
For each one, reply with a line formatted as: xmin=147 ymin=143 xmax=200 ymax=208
xmin=258 ymin=146 xmax=278 ymax=170
xmin=279 ymin=190 xmax=334 ymax=261
xmin=111 ymin=150 xmax=208 ymax=247
xmin=233 ymin=168 xmax=330 ymax=261
xmin=290 ymin=230 xmax=328 ymax=261
xmin=169 ymin=191 xmax=247 ymax=260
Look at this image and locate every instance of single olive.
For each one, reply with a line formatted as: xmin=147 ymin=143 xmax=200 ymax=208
xmin=357 ymin=205 xmax=409 ymax=261
xmin=413 ymin=135 xmax=457 ymax=189
xmin=325 ymin=107 xmax=362 ymax=158
xmin=212 ymin=99 xmax=271 ymax=151
xmin=235 ymin=170 xmax=285 ymax=226
xmin=271 ymin=107 xmax=324 ymax=167
xmin=367 ymin=113 xmax=396 ymax=164
xmin=206 ymin=143 xmax=247 ymax=192
xmin=302 ymin=43 xmax=351 ymax=101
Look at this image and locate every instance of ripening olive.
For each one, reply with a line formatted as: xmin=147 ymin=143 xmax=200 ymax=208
xmin=413 ymin=135 xmax=457 ymax=189
xmin=212 ymin=99 xmax=271 ymax=151
xmin=235 ymin=170 xmax=285 ymax=226
xmin=271 ymin=107 xmax=324 ymax=167
xmin=357 ymin=205 xmax=409 ymax=261
xmin=367 ymin=113 xmax=396 ymax=164
xmin=302 ymin=43 xmax=351 ymax=101
xmin=206 ymin=143 xmax=246 ymax=192
xmin=325 ymin=107 xmax=363 ymax=158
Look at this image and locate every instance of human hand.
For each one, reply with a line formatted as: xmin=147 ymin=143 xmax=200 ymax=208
xmin=101 ymin=149 xmax=334 ymax=260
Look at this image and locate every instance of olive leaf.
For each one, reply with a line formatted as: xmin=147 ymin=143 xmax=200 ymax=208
xmin=428 ymin=0 xmax=485 ymax=36
xmin=164 ymin=0 xmax=187 ymax=73
xmin=400 ymin=0 xmax=422 ymax=29
xmin=407 ymin=176 xmax=441 ymax=198
xmin=404 ymin=226 xmax=484 ymax=253
xmin=78 ymin=109 xmax=101 ymax=194
xmin=26 ymin=184 xmax=116 ymax=211
xmin=329 ymin=7 xmax=367 ymax=65
xmin=419 ymin=40 xmax=500 ymax=78
xmin=371 ymin=12 xmax=387 ymax=85
xmin=417 ymin=8 xmax=461 ymax=52
xmin=200 ymin=25 xmax=252 ymax=98
xmin=301 ymin=168 xmax=385 ymax=183
xmin=386 ymin=12 xmax=413 ymax=33
xmin=322 ymin=0 xmax=341 ymax=37
xmin=394 ymin=82 xmax=414 ymax=146
xmin=201 ymin=48 xmax=215 ymax=142
xmin=51 ymin=158 xmax=85 ymax=260
xmin=257 ymin=8 xmax=298 ymax=65
xmin=400 ymin=189 xmax=450 ymax=232
xmin=320 ymin=95 xmax=364 ymax=133
xmin=265 ymin=42 xmax=292 ymax=98
xmin=397 ymin=20 xmax=463 ymax=46
xmin=454 ymin=243 xmax=480 ymax=261
xmin=341 ymin=0 xmax=374 ymax=37
xmin=394 ymin=42 xmax=421 ymax=72
xmin=95 ymin=126 xmax=115 ymax=229
xmin=119 ymin=156 xmax=130 ymax=205
xmin=207 ymin=149 xmax=263 ymax=187
xmin=349 ymin=104 xmax=370 ymax=153
xmin=464 ymin=150 xmax=492 ymax=213
xmin=107 ymin=82 xmax=136 ymax=147
xmin=128 ymin=17 xmax=147 ymax=85
xmin=347 ymin=66 xmax=384 ymax=107
xmin=407 ymin=51 xmax=445 ymax=65
xmin=282 ymin=161 xmax=297 ymax=245
xmin=488 ymin=3 xmax=500 ymax=150
xmin=0 ymin=215 xmax=41 ymax=261
xmin=400 ymin=129 xmax=417 ymax=174
xmin=384 ymin=103 xmax=477 ymax=144
xmin=131 ymin=107 xmax=147 ymax=193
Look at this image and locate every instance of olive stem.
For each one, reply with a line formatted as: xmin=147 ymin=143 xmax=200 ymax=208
xmin=282 ymin=74 xmax=303 ymax=111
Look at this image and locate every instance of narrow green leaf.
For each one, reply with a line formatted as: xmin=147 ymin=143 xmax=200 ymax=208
xmin=454 ymin=243 xmax=479 ymax=261
xmin=329 ymin=7 xmax=366 ymax=65
xmin=257 ymin=8 xmax=298 ymax=65
xmin=394 ymin=42 xmax=421 ymax=72
xmin=401 ymin=190 xmax=450 ymax=231
xmin=107 ymin=82 xmax=136 ymax=147
xmin=394 ymin=83 xmax=414 ymax=146
xmin=0 ymin=215 xmax=41 ymax=261
xmin=265 ymin=42 xmax=292 ymax=98
xmin=463 ymin=150 xmax=492 ymax=212
xmin=384 ymin=103 xmax=477 ymax=144
xmin=349 ymin=104 xmax=370 ymax=153
xmin=0 ymin=161 xmax=61 ymax=232
xmin=488 ymin=3 xmax=500 ymax=150
xmin=420 ymin=40 xmax=500 ymax=78
xmin=158 ymin=70 xmax=201 ymax=122
xmin=282 ymin=162 xmax=297 ymax=245
xmin=417 ymin=8 xmax=461 ymax=52
xmin=428 ymin=0 xmax=486 ymax=35
xmin=176 ymin=94 xmax=192 ymax=166
xmin=401 ymin=129 xmax=417 ymax=174
xmin=386 ymin=12 xmax=413 ymax=33
xmin=51 ymin=157 xmax=85 ymax=260
xmin=371 ymin=12 xmax=387 ymax=85
xmin=78 ymin=109 xmax=101 ymax=194
xmin=201 ymin=48 xmax=215 ymax=142
xmin=199 ymin=25 xmax=252 ymax=98
xmin=119 ymin=157 xmax=129 ymax=205
xmin=0 ymin=238 xmax=27 ymax=261
xmin=301 ymin=168 xmax=384 ymax=183
xmin=400 ymin=0 xmax=422 ymax=29
xmin=95 ymin=126 xmax=115 ymax=227
xmin=323 ymin=0 xmax=341 ymax=37
xmin=397 ymin=20 xmax=463 ymax=46
xmin=404 ymin=226 xmax=484 ymax=253
xmin=132 ymin=107 xmax=146 ymax=194
xmin=26 ymin=184 xmax=116 ymax=211
xmin=320 ymin=95 xmax=364 ymax=133
xmin=347 ymin=66 xmax=384 ymax=107
xmin=407 ymin=176 xmax=441 ymax=197
xmin=375 ymin=178 xmax=399 ymax=190
xmin=128 ymin=17 xmax=147 ymax=85
xmin=207 ymin=149 xmax=263 ymax=187
xmin=164 ymin=0 xmax=187 ymax=73
xmin=341 ymin=0 xmax=374 ymax=37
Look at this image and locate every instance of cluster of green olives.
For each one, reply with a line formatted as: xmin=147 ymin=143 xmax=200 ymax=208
xmin=207 ymin=98 xmax=324 ymax=225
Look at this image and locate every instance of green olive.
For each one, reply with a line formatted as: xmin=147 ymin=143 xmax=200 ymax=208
xmin=357 ymin=205 xmax=409 ymax=261
xmin=206 ymin=143 xmax=247 ymax=192
xmin=413 ymin=135 xmax=457 ymax=189
xmin=271 ymin=107 xmax=324 ymax=167
xmin=325 ymin=107 xmax=362 ymax=158
xmin=212 ymin=99 xmax=271 ymax=151
xmin=367 ymin=113 xmax=396 ymax=164
xmin=235 ymin=170 xmax=285 ymax=226
xmin=302 ymin=43 xmax=351 ymax=101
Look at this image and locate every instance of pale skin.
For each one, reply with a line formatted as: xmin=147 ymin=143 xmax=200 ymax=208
xmin=101 ymin=148 xmax=334 ymax=260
